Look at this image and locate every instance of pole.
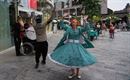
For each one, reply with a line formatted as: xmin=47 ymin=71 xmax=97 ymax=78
xmin=14 ymin=0 xmax=19 ymax=22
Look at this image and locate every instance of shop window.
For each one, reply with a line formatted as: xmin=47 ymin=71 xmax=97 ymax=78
xmin=61 ymin=2 xmax=64 ymax=8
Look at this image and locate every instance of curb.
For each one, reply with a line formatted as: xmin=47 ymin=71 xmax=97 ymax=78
xmin=0 ymin=46 xmax=15 ymax=55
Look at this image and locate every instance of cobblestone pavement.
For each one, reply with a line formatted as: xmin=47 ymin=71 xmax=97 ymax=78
xmin=0 ymin=31 xmax=130 ymax=80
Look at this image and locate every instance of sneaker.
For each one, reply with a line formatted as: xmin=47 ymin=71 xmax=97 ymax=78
xmin=35 ymin=63 xmax=39 ymax=69
xmin=77 ymin=75 xmax=81 ymax=79
xmin=68 ymin=74 xmax=75 ymax=79
xmin=21 ymin=53 xmax=26 ymax=56
xmin=16 ymin=53 xmax=26 ymax=56
xmin=41 ymin=60 xmax=46 ymax=65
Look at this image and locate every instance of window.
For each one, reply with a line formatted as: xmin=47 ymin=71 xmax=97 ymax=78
xmin=72 ymin=0 xmax=81 ymax=6
xmin=61 ymin=2 xmax=64 ymax=8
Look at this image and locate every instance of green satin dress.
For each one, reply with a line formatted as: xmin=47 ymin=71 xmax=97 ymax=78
xmin=48 ymin=20 xmax=96 ymax=68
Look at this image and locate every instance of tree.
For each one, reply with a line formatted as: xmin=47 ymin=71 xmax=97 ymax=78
xmin=81 ymin=0 xmax=101 ymax=19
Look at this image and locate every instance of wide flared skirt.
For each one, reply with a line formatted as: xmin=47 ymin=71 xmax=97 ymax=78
xmin=48 ymin=43 xmax=96 ymax=68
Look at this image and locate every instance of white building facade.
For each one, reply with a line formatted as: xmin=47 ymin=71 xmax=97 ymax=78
xmin=55 ymin=0 xmax=108 ymax=18
xmin=100 ymin=0 xmax=108 ymax=14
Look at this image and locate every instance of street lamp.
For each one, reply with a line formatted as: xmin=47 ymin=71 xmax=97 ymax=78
xmin=12 ymin=0 xmax=20 ymax=21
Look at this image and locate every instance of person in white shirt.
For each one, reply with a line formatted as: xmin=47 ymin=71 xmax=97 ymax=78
xmin=122 ymin=21 xmax=127 ymax=31
xmin=25 ymin=25 xmax=36 ymax=40
xmin=96 ymin=22 xmax=101 ymax=36
xmin=23 ymin=17 xmax=36 ymax=51
xmin=118 ymin=21 xmax=123 ymax=31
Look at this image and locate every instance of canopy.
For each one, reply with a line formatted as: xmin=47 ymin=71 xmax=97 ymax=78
xmin=54 ymin=0 xmax=68 ymax=3
xmin=46 ymin=0 xmax=68 ymax=7
xmin=18 ymin=6 xmax=42 ymax=15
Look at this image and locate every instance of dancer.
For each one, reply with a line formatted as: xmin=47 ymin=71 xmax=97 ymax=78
xmin=48 ymin=15 xmax=96 ymax=79
xmin=34 ymin=0 xmax=54 ymax=69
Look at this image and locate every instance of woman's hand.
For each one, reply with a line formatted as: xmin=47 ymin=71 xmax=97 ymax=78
xmin=63 ymin=13 xmax=69 ymax=17
xmin=83 ymin=15 xmax=88 ymax=20
xmin=45 ymin=0 xmax=54 ymax=8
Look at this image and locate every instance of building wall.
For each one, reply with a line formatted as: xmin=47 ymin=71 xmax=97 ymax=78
xmin=100 ymin=0 xmax=108 ymax=14
xmin=55 ymin=0 xmax=82 ymax=17
xmin=0 ymin=1 xmax=12 ymax=51
xmin=55 ymin=0 xmax=108 ymax=17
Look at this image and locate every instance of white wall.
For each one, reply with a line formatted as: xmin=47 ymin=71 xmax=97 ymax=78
xmin=100 ymin=0 xmax=108 ymax=14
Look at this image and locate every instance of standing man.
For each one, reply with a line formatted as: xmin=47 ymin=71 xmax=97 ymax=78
xmin=122 ymin=21 xmax=127 ymax=31
xmin=101 ymin=21 xmax=107 ymax=37
xmin=96 ymin=22 xmax=101 ymax=36
xmin=34 ymin=0 xmax=54 ymax=69
xmin=13 ymin=16 xmax=25 ymax=56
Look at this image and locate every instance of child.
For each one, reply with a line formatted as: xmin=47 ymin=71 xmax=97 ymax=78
xmin=109 ymin=24 xmax=115 ymax=39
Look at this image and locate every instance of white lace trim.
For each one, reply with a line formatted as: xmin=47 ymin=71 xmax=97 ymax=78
xmin=48 ymin=54 xmax=91 ymax=68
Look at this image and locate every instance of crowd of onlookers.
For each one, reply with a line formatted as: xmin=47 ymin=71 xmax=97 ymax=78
xmin=86 ymin=19 xmax=129 ymax=40
xmin=52 ymin=15 xmax=129 ymax=41
xmin=12 ymin=15 xmax=37 ymax=56
xmin=12 ymin=6 xmax=54 ymax=69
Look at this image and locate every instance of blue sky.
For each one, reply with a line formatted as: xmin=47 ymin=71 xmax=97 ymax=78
xmin=108 ymin=0 xmax=130 ymax=11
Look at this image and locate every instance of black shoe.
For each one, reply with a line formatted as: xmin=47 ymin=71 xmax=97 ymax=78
xmin=35 ymin=63 xmax=39 ymax=69
xmin=16 ymin=53 xmax=26 ymax=56
xmin=41 ymin=60 xmax=46 ymax=65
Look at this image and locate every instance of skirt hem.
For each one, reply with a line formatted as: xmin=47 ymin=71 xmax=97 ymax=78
xmin=48 ymin=54 xmax=95 ymax=68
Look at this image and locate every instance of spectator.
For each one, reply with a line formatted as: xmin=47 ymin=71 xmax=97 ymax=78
xmin=122 ymin=21 xmax=127 ymax=31
xmin=109 ymin=23 xmax=115 ymax=39
xmin=13 ymin=16 xmax=25 ymax=56
xmin=101 ymin=22 xmax=107 ymax=37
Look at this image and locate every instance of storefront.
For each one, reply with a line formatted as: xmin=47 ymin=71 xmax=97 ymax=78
xmin=1 ymin=0 xmax=54 ymax=52
xmin=0 ymin=1 xmax=12 ymax=51
xmin=0 ymin=0 xmax=52 ymax=52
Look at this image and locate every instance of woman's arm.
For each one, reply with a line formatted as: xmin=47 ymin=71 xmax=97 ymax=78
xmin=59 ymin=20 xmax=69 ymax=31
xmin=42 ymin=0 xmax=54 ymax=27
xmin=80 ymin=22 xmax=90 ymax=32
xmin=58 ymin=13 xmax=70 ymax=31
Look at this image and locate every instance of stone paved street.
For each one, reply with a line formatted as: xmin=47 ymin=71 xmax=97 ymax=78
xmin=0 ymin=31 xmax=130 ymax=80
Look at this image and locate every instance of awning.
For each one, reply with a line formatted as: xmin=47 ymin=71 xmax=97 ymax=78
xmin=18 ymin=6 xmax=42 ymax=15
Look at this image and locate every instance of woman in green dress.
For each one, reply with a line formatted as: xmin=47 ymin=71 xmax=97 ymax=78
xmin=48 ymin=17 xmax=96 ymax=79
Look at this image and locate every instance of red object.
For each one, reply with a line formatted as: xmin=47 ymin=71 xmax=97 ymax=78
xmin=109 ymin=25 xmax=115 ymax=33
xmin=70 ymin=18 xmax=81 ymax=26
xmin=20 ymin=32 xmax=24 ymax=40
xmin=29 ymin=0 xmax=37 ymax=10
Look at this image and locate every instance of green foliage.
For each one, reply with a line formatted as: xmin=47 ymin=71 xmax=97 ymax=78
xmin=108 ymin=8 xmax=113 ymax=14
xmin=82 ymin=0 xmax=101 ymax=18
xmin=128 ymin=14 xmax=130 ymax=18
xmin=71 ymin=15 xmax=81 ymax=21
xmin=92 ymin=15 xmax=101 ymax=22
xmin=39 ymin=0 xmax=46 ymax=7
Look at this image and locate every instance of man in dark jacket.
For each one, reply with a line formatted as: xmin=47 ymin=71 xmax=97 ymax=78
xmin=13 ymin=16 xmax=25 ymax=56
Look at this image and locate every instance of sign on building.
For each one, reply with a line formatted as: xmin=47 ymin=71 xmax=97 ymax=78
xmin=29 ymin=0 xmax=37 ymax=10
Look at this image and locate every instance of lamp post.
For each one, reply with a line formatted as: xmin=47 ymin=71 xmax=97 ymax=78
xmin=12 ymin=0 xmax=19 ymax=21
